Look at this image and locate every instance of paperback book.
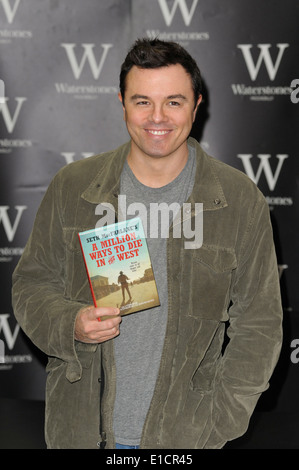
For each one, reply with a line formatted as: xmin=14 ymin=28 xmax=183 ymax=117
xmin=78 ymin=217 xmax=160 ymax=316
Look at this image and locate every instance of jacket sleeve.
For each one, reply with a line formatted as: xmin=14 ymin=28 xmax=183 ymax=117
xmin=204 ymin=192 xmax=283 ymax=448
xmin=11 ymin=172 xmax=94 ymax=383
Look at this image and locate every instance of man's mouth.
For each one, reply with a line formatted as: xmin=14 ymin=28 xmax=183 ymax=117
xmin=146 ymin=130 xmax=171 ymax=136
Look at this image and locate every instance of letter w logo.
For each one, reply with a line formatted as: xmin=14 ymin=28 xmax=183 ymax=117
xmin=0 ymin=97 xmax=27 ymax=133
xmin=0 ymin=0 xmax=21 ymax=24
xmin=158 ymin=0 xmax=198 ymax=26
xmin=0 ymin=314 xmax=20 ymax=350
xmin=61 ymin=43 xmax=113 ymax=80
xmin=0 ymin=205 xmax=27 ymax=242
xmin=237 ymin=43 xmax=289 ymax=81
xmin=237 ymin=154 xmax=288 ymax=191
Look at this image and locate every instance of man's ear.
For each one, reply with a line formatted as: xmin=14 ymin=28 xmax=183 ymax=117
xmin=118 ymin=92 xmax=126 ymax=120
xmin=118 ymin=92 xmax=124 ymax=108
xmin=193 ymin=94 xmax=202 ymax=121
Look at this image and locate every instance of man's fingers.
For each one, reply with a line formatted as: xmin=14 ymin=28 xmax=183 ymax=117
xmin=84 ymin=306 xmax=120 ymax=321
xmin=75 ymin=306 xmax=121 ymax=343
xmin=88 ymin=320 xmax=121 ymax=343
xmin=93 ymin=307 xmax=120 ymax=322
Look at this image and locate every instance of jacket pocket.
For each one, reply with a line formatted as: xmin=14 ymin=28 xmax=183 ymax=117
xmin=75 ymin=341 xmax=98 ymax=369
xmin=63 ymin=227 xmax=93 ymax=304
xmin=180 ymin=244 xmax=237 ymax=320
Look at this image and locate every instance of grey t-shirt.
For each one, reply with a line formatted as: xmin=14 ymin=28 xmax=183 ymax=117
xmin=113 ymin=146 xmax=196 ymax=445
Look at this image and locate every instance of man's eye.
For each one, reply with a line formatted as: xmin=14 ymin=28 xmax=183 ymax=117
xmin=137 ymin=101 xmax=149 ymax=105
xmin=169 ymin=101 xmax=180 ymax=106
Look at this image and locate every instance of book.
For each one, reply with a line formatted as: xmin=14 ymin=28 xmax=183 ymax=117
xmin=78 ymin=217 xmax=160 ymax=316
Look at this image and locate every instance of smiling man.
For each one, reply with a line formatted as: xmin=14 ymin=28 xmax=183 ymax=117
xmin=120 ymin=64 xmax=201 ymax=188
xmin=12 ymin=38 xmax=282 ymax=449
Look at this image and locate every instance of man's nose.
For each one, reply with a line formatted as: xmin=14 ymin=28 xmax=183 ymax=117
xmin=150 ymin=104 xmax=167 ymax=123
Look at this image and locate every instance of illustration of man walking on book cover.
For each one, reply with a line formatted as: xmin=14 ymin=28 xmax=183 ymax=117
xmin=118 ymin=271 xmax=132 ymax=304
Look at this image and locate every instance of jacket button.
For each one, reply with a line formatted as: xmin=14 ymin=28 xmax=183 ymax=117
xmin=214 ymin=199 xmax=221 ymax=205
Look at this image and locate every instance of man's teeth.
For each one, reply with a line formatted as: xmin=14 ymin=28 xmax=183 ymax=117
xmin=148 ymin=130 xmax=169 ymax=135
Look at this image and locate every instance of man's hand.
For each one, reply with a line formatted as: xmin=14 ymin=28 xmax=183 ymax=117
xmin=75 ymin=306 xmax=121 ymax=344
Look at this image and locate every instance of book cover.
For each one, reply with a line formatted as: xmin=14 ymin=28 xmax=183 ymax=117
xmin=78 ymin=217 xmax=160 ymax=316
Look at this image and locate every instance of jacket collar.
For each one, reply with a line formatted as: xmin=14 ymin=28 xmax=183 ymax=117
xmin=187 ymin=137 xmax=228 ymax=211
xmin=81 ymin=137 xmax=227 ymax=212
xmin=81 ymin=141 xmax=130 ymax=207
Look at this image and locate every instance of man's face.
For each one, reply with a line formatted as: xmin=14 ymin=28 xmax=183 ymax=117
xmin=119 ymin=64 xmax=201 ymax=161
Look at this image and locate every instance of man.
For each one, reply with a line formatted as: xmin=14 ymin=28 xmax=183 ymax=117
xmin=118 ymin=271 xmax=132 ymax=303
xmin=12 ymin=38 xmax=282 ymax=449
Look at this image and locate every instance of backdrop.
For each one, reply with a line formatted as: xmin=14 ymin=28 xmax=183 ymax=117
xmin=0 ymin=0 xmax=298 ymax=447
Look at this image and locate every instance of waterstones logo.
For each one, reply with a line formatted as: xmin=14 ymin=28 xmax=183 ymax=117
xmin=94 ymin=195 xmax=203 ymax=249
xmin=0 ymin=204 xmax=26 ymax=262
xmin=0 ymin=97 xmax=26 ymax=133
xmin=0 ymin=314 xmax=32 ymax=370
xmin=0 ymin=0 xmax=21 ymax=23
xmin=237 ymin=154 xmax=293 ymax=208
xmin=237 ymin=153 xmax=288 ymax=191
xmin=56 ymin=43 xmax=117 ymax=100
xmin=0 ymin=97 xmax=32 ymax=152
xmin=158 ymin=0 xmax=199 ymax=26
xmin=0 ymin=314 xmax=19 ymax=350
xmin=232 ymin=43 xmax=291 ymax=101
xmin=147 ymin=0 xmax=209 ymax=45
xmin=0 ymin=204 xmax=27 ymax=240
xmin=0 ymin=0 xmax=32 ymax=43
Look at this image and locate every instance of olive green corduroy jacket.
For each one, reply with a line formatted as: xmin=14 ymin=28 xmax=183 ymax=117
xmin=12 ymin=137 xmax=283 ymax=449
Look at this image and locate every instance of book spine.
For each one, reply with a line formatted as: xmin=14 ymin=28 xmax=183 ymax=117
xmin=78 ymin=234 xmax=97 ymax=308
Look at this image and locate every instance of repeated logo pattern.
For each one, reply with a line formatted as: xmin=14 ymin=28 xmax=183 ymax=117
xmin=0 ymin=1 xmax=298 ymax=417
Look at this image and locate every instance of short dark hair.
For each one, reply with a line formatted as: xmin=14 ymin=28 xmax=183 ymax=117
xmin=119 ymin=38 xmax=202 ymax=109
